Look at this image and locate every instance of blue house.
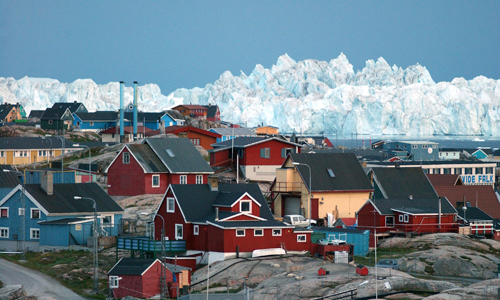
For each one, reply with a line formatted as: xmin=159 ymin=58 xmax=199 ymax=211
xmin=0 ymin=171 xmax=123 ymax=252
xmin=384 ymin=141 xmax=439 ymax=161
xmin=122 ymin=111 xmax=178 ymax=131
xmin=73 ymin=111 xmax=117 ymax=132
xmin=209 ymin=127 xmax=257 ymax=143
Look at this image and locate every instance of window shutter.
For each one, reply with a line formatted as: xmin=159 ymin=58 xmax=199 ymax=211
xmin=281 ymin=148 xmax=285 ymax=158
xmin=260 ymin=148 xmax=265 ymax=158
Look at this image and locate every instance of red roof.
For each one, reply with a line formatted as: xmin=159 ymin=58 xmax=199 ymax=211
xmin=172 ymin=105 xmax=207 ymax=110
xmin=100 ymin=126 xmax=154 ymax=135
xmin=164 ymin=126 xmax=221 ymax=138
xmin=340 ymin=218 xmax=357 ymax=226
xmin=433 ymin=185 xmax=500 ymax=219
xmin=427 ymin=174 xmax=463 ymax=186
xmin=324 ymin=137 xmax=334 ymax=147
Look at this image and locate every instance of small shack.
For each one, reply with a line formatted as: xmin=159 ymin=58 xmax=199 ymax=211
xmin=312 ymin=227 xmax=370 ymax=256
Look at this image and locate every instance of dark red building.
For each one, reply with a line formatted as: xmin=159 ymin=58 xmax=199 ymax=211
xmin=106 ymin=138 xmax=214 ymax=196
xmin=203 ymin=104 xmax=220 ymax=122
xmin=154 ymin=179 xmax=311 ymax=263
xmin=162 ymin=125 xmax=221 ymax=150
xmin=171 ymin=104 xmax=207 ymax=119
xmin=209 ymin=137 xmax=303 ymax=182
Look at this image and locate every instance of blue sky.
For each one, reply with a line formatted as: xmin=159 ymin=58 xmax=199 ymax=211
xmin=1 ymin=1 xmax=499 ymax=94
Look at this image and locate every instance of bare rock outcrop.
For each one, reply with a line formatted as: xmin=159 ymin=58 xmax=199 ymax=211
xmin=0 ymin=285 xmax=37 ymax=300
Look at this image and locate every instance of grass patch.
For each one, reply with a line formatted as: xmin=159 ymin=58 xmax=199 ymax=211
xmin=424 ymin=265 xmax=435 ymax=274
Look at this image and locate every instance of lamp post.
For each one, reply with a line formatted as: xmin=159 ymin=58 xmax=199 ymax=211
xmin=41 ymin=136 xmax=52 ymax=166
xmin=292 ymin=162 xmax=312 ymax=228
xmin=73 ymin=144 xmax=91 ymax=182
xmin=3 ymin=169 xmax=26 ymax=262
xmin=74 ymin=196 xmax=98 ymax=294
xmin=142 ymin=212 xmax=166 ymax=299
xmin=462 ymin=205 xmax=467 ymax=226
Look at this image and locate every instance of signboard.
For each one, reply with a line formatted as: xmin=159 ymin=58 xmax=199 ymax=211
xmin=460 ymin=174 xmax=495 ymax=185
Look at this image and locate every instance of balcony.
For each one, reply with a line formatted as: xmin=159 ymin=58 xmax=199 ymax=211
xmin=273 ymin=181 xmax=303 ymax=193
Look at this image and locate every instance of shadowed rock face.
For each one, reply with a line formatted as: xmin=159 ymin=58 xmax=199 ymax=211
xmin=0 ymin=285 xmax=37 ymax=300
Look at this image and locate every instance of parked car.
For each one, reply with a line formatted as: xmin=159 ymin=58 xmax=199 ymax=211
xmin=376 ymin=259 xmax=399 ymax=270
xmin=283 ymin=215 xmax=317 ymax=227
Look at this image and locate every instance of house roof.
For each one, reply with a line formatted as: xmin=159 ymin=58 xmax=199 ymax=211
xmin=457 ymin=206 xmax=494 ymax=221
xmin=70 ymin=163 xmax=99 ymax=173
xmin=28 ymin=110 xmax=45 ymax=118
xmin=123 ymin=112 xmax=168 ymax=123
xmin=172 ymin=105 xmax=207 ymax=110
xmin=99 ymin=126 xmax=154 ymax=135
xmin=0 ymin=137 xmax=74 ymax=150
xmin=128 ymin=144 xmax=169 ymax=173
xmin=108 ymin=258 xmax=190 ymax=276
xmin=74 ymin=111 xmax=117 ymax=121
xmin=368 ymin=160 xmax=496 ymax=166
xmin=164 ymin=126 xmax=221 ymax=138
xmin=432 ymin=185 xmax=500 ymax=219
xmin=144 ymin=138 xmax=213 ymax=174
xmin=372 ymin=197 xmax=457 ymax=215
xmin=203 ymin=105 xmax=219 ymax=118
xmin=23 ymin=182 xmax=124 ymax=214
xmin=38 ymin=217 xmax=92 ymax=225
xmin=426 ymin=174 xmax=463 ymax=186
xmin=42 ymin=102 xmax=85 ymax=120
xmin=210 ymin=137 xmax=302 ymax=152
xmin=289 ymin=153 xmax=374 ymax=192
xmin=0 ymin=165 xmax=22 ymax=188
xmin=170 ymin=183 xmax=276 ymax=226
xmin=311 ymin=226 xmax=368 ymax=234
xmin=370 ymin=167 xmax=438 ymax=200
xmin=209 ymin=127 xmax=256 ymax=136
xmin=0 ymin=104 xmax=19 ymax=120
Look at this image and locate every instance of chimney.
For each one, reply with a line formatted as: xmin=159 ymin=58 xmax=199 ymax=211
xmin=133 ymin=81 xmax=138 ymax=140
xmin=119 ymin=81 xmax=125 ymax=142
xmin=74 ymin=101 xmax=77 ymax=104
xmin=409 ymin=195 xmax=413 ymax=200
xmin=41 ymin=171 xmax=53 ymax=195
xmin=215 ymin=207 xmax=219 ymax=221
xmin=209 ymin=176 xmax=218 ymax=191
xmin=160 ymin=120 xmax=165 ymax=135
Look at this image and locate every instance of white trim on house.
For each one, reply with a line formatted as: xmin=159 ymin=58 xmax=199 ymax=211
xmin=229 ymin=192 xmax=262 ymax=208
xmin=297 ymin=234 xmax=306 ymax=242
xmin=175 ymin=224 xmax=183 ymax=240
xmin=254 ymin=229 xmax=263 ymax=236
xmin=30 ymin=208 xmax=41 ymax=219
xmin=0 ymin=207 xmax=9 ymax=218
xmin=30 ymin=228 xmax=40 ymax=239
xmin=152 ymin=174 xmax=160 ymax=187
xmin=193 ymin=225 xmax=199 ymax=235
xmin=218 ymin=212 xmax=266 ymax=222
xmin=236 ymin=229 xmax=245 ymax=237
xmin=0 ymin=185 xmax=49 ymax=216
xmin=166 ymin=197 xmax=175 ymax=213
xmin=0 ymin=227 xmax=8 ymax=238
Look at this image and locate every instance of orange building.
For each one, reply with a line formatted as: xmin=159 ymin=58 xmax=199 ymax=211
xmin=171 ymin=105 xmax=207 ymax=119
xmin=163 ymin=125 xmax=221 ymax=150
xmin=255 ymin=125 xmax=279 ymax=135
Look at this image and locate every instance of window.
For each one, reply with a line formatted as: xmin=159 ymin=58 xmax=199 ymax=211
xmin=432 ymin=145 xmax=438 ymax=148
xmin=446 ymin=153 xmax=448 ymax=156
xmin=196 ymin=175 xmax=203 ymax=184
xmin=19 ymin=208 xmax=25 ymax=216
xmin=75 ymin=224 xmax=82 ymax=231
xmin=260 ymin=148 xmax=270 ymax=158
xmin=327 ymin=168 xmax=335 ymax=178
xmin=443 ymin=168 xmax=451 ymax=174
xmin=422 ymin=145 xmax=428 ymax=149
xmin=109 ymin=276 xmax=119 ymax=288
xmin=152 ymin=175 xmax=160 ymax=187
xmin=30 ymin=228 xmax=40 ymax=239
xmin=166 ymin=149 xmax=175 ymax=157
xmin=254 ymin=229 xmax=263 ymax=236
xmin=175 ymin=224 xmax=183 ymax=240
xmin=31 ymin=208 xmax=40 ymax=219
xmin=180 ymin=175 xmax=187 ymax=184
xmin=0 ymin=208 xmax=8 ymax=218
xmin=398 ymin=215 xmax=403 ymax=222
xmin=454 ymin=168 xmax=462 ymax=175
xmin=433 ymin=168 xmax=441 ymax=174
xmin=240 ymin=201 xmax=251 ymax=213
xmin=272 ymin=229 xmax=281 ymax=236
xmin=475 ymin=167 xmax=483 ymax=175
xmin=102 ymin=216 xmax=113 ymax=227
xmin=0 ymin=151 xmax=4 ymax=157
xmin=281 ymin=148 xmax=294 ymax=158
xmin=297 ymin=235 xmax=306 ymax=242
xmin=386 ymin=216 xmax=394 ymax=227
xmin=48 ymin=120 xmax=53 ymax=125
xmin=193 ymin=225 xmax=199 ymax=236
xmin=404 ymin=214 xmax=409 ymax=223
xmin=236 ymin=229 xmax=245 ymax=237
xmin=90 ymin=121 xmax=94 ymax=126
xmin=123 ymin=152 xmax=130 ymax=164
xmin=14 ymin=151 xmax=29 ymax=157
xmin=465 ymin=168 xmax=472 ymax=174
xmin=190 ymin=138 xmax=200 ymax=146
xmin=0 ymin=228 xmax=8 ymax=238
xmin=486 ymin=167 xmax=494 ymax=174
xmin=387 ymin=145 xmax=391 ymax=148
xmin=167 ymin=197 xmax=175 ymax=213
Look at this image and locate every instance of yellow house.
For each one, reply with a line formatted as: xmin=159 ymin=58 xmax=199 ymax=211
xmin=271 ymin=153 xmax=374 ymax=224
xmin=255 ymin=125 xmax=279 ymax=136
xmin=0 ymin=137 xmax=81 ymax=166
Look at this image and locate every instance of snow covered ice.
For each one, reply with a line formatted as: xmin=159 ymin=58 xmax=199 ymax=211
xmin=1 ymin=53 xmax=499 ymax=136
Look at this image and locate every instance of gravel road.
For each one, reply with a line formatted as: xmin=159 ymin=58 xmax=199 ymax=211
xmin=0 ymin=258 xmax=86 ymax=300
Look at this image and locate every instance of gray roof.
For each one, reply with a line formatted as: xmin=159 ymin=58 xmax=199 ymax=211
xmin=290 ymin=153 xmax=374 ymax=192
xmin=28 ymin=110 xmax=45 ymax=118
xmin=24 ymin=182 xmax=124 ymax=214
xmin=210 ymin=127 xmax=256 ymax=136
xmin=0 ymin=137 xmax=74 ymax=150
xmin=42 ymin=102 xmax=86 ymax=120
xmin=0 ymin=104 xmax=20 ymax=121
xmin=0 ymin=165 xmax=22 ymax=188
xmin=204 ymin=105 xmax=219 ymax=118
xmin=457 ymin=206 xmax=494 ymax=221
xmin=372 ymin=197 xmax=457 ymax=215
xmin=74 ymin=111 xmax=117 ymax=121
xmin=38 ymin=217 xmax=92 ymax=225
xmin=211 ymin=136 xmax=301 ymax=152
xmin=124 ymin=112 xmax=166 ymax=122
xmin=311 ymin=226 xmax=368 ymax=234
xmin=368 ymin=160 xmax=495 ymax=166
xmin=108 ymin=258 xmax=190 ymax=276
xmin=145 ymin=138 xmax=213 ymax=174
xmin=128 ymin=144 xmax=169 ymax=173
xmin=370 ymin=167 xmax=438 ymax=200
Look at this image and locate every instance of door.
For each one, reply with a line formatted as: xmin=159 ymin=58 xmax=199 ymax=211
xmin=311 ymin=198 xmax=319 ymax=219
xmin=284 ymin=197 xmax=301 ymax=216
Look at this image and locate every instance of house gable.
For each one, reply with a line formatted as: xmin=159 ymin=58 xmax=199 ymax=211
xmin=0 ymin=184 xmax=49 ymax=216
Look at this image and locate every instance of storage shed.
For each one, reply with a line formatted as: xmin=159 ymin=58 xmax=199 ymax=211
xmin=311 ymin=227 xmax=370 ymax=256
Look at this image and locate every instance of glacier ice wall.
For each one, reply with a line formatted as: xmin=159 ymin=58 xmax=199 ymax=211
xmin=1 ymin=53 xmax=499 ymax=136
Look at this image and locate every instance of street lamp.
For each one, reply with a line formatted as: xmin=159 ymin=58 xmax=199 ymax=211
xmin=141 ymin=212 xmax=167 ymax=299
xmin=41 ymin=136 xmax=52 ymax=166
xmin=462 ymin=205 xmax=467 ymax=226
xmin=74 ymin=196 xmax=99 ymax=294
xmin=73 ymin=144 xmax=92 ymax=182
xmin=3 ymin=169 xmax=26 ymax=262
xmin=292 ymin=162 xmax=312 ymax=228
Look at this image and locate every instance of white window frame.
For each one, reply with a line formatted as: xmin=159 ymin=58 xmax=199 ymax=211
xmin=404 ymin=214 xmax=409 ymax=223
xmin=385 ymin=216 xmax=394 ymax=227
xmin=0 ymin=207 xmax=8 ymax=218
xmin=31 ymin=208 xmax=40 ymax=219
xmin=75 ymin=224 xmax=82 ymax=231
xmin=101 ymin=215 xmax=114 ymax=228
xmin=254 ymin=229 xmax=263 ymax=236
xmin=19 ymin=208 xmax=25 ymax=216
xmin=196 ymin=175 xmax=203 ymax=184
xmin=0 ymin=151 xmax=4 ymax=157
xmin=180 ymin=175 xmax=187 ymax=184
xmin=193 ymin=225 xmax=199 ymax=236
xmin=122 ymin=152 xmax=130 ymax=164
xmin=240 ymin=200 xmax=252 ymax=214
xmin=0 ymin=227 xmax=8 ymax=238
xmin=236 ymin=229 xmax=245 ymax=237
xmin=412 ymin=145 xmax=417 ymax=149
xmin=152 ymin=175 xmax=160 ymax=187
xmin=398 ymin=215 xmax=403 ymax=222
xmin=272 ymin=229 xmax=282 ymax=236
xmin=175 ymin=224 xmax=183 ymax=240
xmin=167 ymin=197 xmax=175 ymax=213
xmin=30 ymin=228 xmax=40 ymax=240
xmin=109 ymin=276 xmax=119 ymax=288
xmin=297 ymin=234 xmax=306 ymax=242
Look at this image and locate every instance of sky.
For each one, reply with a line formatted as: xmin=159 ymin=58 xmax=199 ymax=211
xmin=1 ymin=1 xmax=499 ymax=95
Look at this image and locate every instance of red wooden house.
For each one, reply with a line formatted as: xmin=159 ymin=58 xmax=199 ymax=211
xmin=161 ymin=125 xmax=221 ymax=150
xmin=171 ymin=105 xmax=207 ymax=119
xmin=209 ymin=137 xmax=302 ymax=182
xmin=107 ymin=258 xmax=191 ymax=299
xmin=203 ymin=104 xmax=220 ymax=122
xmin=154 ymin=179 xmax=311 ymax=263
xmin=106 ymin=138 xmax=214 ymax=196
